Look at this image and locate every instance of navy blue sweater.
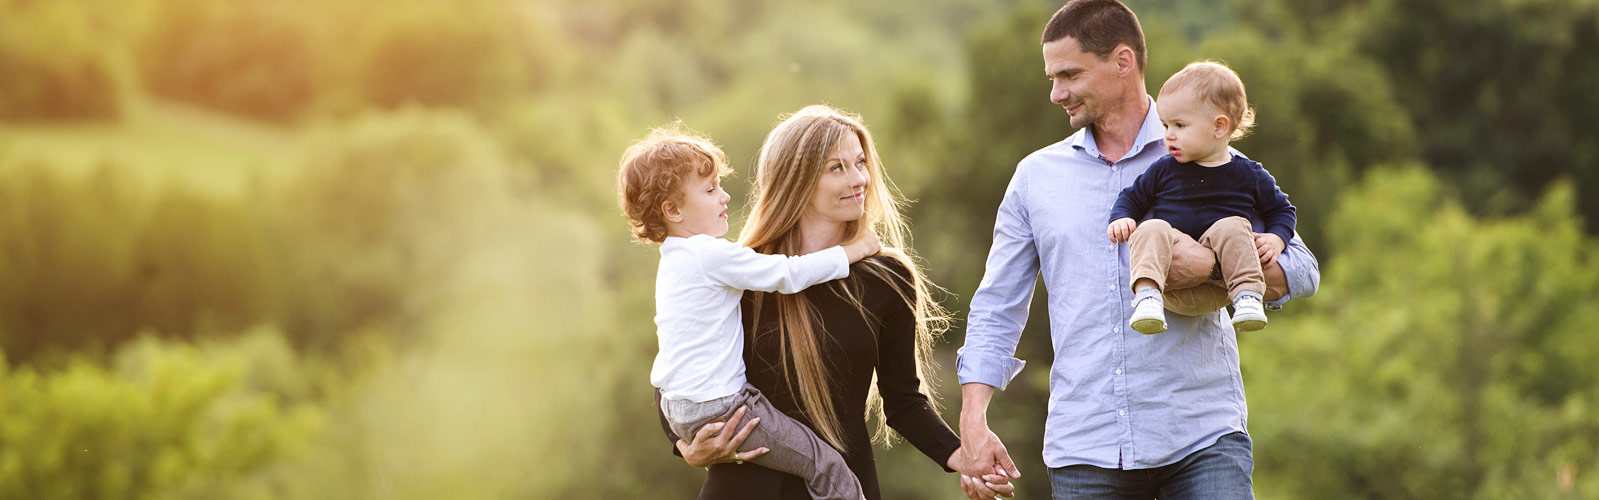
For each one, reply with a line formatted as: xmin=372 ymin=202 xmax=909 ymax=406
xmin=1109 ymin=154 xmax=1296 ymax=245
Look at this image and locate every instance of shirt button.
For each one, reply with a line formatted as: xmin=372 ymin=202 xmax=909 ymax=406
xmin=1119 ymin=409 xmax=1127 ymax=416
xmin=1113 ymin=327 xmax=1121 ymax=333
xmin=1115 ymin=368 xmax=1123 ymax=375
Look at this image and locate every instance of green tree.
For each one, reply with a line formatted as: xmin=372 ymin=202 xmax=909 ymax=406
xmin=1245 ymin=167 xmax=1599 ymax=499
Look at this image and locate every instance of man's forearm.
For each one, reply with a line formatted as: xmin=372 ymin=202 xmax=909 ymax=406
xmin=960 ymin=383 xmax=997 ymax=429
xmin=1262 ymin=258 xmax=1288 ymax=301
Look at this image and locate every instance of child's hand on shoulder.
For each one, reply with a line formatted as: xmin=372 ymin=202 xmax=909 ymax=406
xmin=1254 ymin=232 xmax=1285 ymax=265
xmin=845 ymin=227 xmax=882 ymax=263
xmin=1108 ymin=218 xmax=1137 ymax=243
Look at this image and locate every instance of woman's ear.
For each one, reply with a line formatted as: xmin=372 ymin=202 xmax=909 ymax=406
xmin=661 ymin=200 xmax=683 ymax=223
xmin=1213 ymin=115 xmax=1231 ymax=140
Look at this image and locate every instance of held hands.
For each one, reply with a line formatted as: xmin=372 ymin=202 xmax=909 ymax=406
xmin=955 ymin=423 xmax=1021 ymax=499
xmin=844 ymin=227 xmax=882 ymax=263
xmin=1254 ymin=232 xmax=1285 ymax=265
xmin=675 ymin=406 xmax=769 ymax=468
xmin=949 ymin=446 xmax=1018 ymax=500
xmin=1107 ymin=218 xmax=1137 ymax=244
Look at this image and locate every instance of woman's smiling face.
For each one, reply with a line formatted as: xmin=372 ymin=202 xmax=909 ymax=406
xmin=804 ymin=131 xmax=870 ymax=225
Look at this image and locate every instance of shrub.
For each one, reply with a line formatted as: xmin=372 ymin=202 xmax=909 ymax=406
xmin=355 ymin=1 xmax=527 ymax=110
xmin=0 ymin=329 xmax=323 ymax=500
xmin=0 ymin=0 xmax=121 ymax=120
xmin=136 ymin=0 xmax=320 ymax=122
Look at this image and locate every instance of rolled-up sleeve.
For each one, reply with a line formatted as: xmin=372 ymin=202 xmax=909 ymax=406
xmin=956 ymin=167 xmax=1037 ymax=390
xmin=1265 ymin=231 xmax=1320 ymax=310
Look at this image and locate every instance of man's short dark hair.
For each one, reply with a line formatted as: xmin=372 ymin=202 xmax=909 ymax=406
xmin=1041 ymin=0 xmax=1147 ymax=72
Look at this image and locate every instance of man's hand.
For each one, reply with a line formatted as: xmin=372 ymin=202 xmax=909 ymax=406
xmin=1167 ymin=231 xmax=1217 ymax=289
xmin=1253 ymin=232 xmax=1285 ymax=266
xmin=949 ymin=447 xmax=1016 ymax=499
xmin=1107 ymin=218 xmax=1137 ymax=243
xmin=958 ymin=384 xmax=1022 ymax=483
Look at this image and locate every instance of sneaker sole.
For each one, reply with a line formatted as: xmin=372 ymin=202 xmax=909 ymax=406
xmin=1131 ymin=318 xmax=1167 ymax=334
xmin=1233 ymin=318 xmax=1266 ymax=332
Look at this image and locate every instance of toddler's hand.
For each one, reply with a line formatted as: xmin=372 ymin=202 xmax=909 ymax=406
xmin=1108 ymin=218 xmax=1137 ymax=243
xmin=844 ymin=227 xmax=882 ymax=263
xmin=1254 ymin=233 xmax=1285 ymax=265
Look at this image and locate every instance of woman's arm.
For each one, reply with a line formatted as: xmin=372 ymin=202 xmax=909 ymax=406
xmin=871 ymin=260 xmax=962 ymax=470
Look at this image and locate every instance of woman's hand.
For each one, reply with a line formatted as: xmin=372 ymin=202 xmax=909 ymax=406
xmin=674 ymin=405 xmax=769 ymax=468
xmin=948 ymin=447 xmax=1016 ymax=500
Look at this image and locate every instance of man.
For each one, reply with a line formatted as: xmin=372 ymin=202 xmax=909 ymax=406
xmin=952 ymin=1 xmax=1321 ymax=498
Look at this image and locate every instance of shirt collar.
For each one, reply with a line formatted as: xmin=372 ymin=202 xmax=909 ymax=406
xmin=1067 ymin=95 xmax=1165 ymax=162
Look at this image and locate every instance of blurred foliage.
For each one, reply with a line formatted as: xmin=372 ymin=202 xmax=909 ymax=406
xmin=0 ymin=0 xmax=121 ymax=120
xmin=0 ymin=0 xmax=1596 ymax=498
xmin=0 ymin=328 xmax=324 ymax=500
xmin=136 ymin=0 xmax=323 ymax=122
xmin=1246 ymin=168 xmax=1599 ymax=499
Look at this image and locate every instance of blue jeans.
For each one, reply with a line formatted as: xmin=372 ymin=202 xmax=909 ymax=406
xmin=1048 ymin=432 xmax=1254 ymax=500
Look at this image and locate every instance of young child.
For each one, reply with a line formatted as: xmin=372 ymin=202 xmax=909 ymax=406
xmin=616 ymin=124 xmax=873 ymax=500
xmin=1107 ymin=60 xmax=1296 ymax=334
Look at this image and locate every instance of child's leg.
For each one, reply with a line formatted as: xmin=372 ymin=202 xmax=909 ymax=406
xmin=1127 ymin=218 xmax=1182 ymax=293
xmin=1138 ymin=220 xmax=1231 ymax=316
xmin=726 ymin=384 xmax=863 ymax=500
xmin=1199 ymin=216 xmax=1268 ymax=331
xmin=1127 ymin=219 xmax=1185 ymax=333
xmin=1197 ymin=216 xmax=1265 ymax=301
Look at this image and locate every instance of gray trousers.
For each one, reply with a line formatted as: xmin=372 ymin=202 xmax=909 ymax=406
xmin=662 ymin=383 xmax=864 ymax=500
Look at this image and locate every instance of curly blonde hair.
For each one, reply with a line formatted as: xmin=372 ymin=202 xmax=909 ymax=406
xmin=615 ymin=123 xmax=732 ymax=243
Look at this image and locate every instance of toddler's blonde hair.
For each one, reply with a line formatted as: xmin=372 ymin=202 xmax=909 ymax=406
xmin=1159 ymin=60 xmax=1256 ymax=140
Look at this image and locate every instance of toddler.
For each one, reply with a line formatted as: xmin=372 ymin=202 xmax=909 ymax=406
xmin=1107 ymin=61 xmax=1296 ymax=334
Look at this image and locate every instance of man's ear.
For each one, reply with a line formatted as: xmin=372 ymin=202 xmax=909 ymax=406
xmin=1213 ymin=115 xmax=1232 ymax=140
xmin=661 ymin=199 xmax=683 ymax=223
xmin=1114 ymin=44 xmax=1136 ymax=77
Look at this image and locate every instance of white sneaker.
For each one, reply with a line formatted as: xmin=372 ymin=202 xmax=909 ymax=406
xmin=1129 ymin=295 xmax=1167 ymax=334
xmin=1231 ymin=295 xmax=1268 ymax=332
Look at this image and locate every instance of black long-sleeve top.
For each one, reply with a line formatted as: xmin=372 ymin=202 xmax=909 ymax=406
xmin=659 ymin=256 xmax=961 ymax=500
xmin=1108 ymin=154 xmax=1297 ymax=245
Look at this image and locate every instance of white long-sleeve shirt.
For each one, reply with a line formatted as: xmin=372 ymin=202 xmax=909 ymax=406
xmin=651 ymin=234 xmax=850 ymax=402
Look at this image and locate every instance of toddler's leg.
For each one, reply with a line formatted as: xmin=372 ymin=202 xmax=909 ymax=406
xmin=1199 ymin=216 xmax=1267 ymax=331
xmin=1127 ymin=219 xmax=1181 ymax=293
xmin=732 ymin=385 xmax=864 ymax=500
xmin=1127 ymin=219 xmax=1185 ymax=334
xmin=1198 ymin=216 xmax=1265 ymax=300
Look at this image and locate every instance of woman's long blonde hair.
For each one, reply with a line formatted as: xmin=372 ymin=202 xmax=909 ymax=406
xmin=738 ymin=105 xmax=952 ymax=452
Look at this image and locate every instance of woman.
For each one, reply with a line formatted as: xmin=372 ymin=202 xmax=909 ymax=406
xmin=659 ymin=105 xmax=1014 ymax=499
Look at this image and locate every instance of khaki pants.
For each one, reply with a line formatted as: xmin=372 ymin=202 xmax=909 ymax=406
xmin=1128 ymin=216 xmax=1263 ymax=316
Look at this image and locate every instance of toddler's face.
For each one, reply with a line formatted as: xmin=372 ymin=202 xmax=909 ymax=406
xmin=670 ymin=172 xmax=731 ymax=238
xmin=1156 ymin=89 xmax=1231 ymax=165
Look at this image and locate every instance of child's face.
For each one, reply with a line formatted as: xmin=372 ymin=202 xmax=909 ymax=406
xmin=666 ymin=171 xmax=731 ymax=238
xmin=1156 ymin=89 xmax=1232 ymax=165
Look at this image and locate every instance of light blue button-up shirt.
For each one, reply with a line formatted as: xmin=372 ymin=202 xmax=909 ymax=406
xmin=957 ymin=97 xmax=1320 ymax=470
